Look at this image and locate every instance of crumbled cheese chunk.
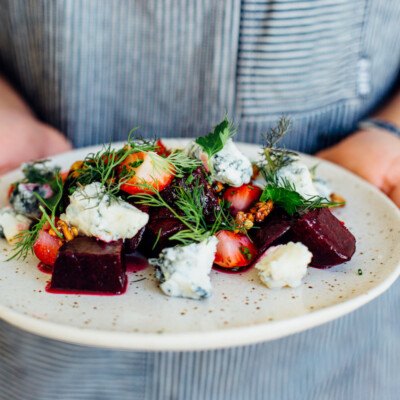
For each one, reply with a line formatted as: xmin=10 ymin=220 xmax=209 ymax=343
xmin=313 ymin=177 xmax=333 ymax=199
xmin=0 ymin=208 xmax=31 ymax=244
xmin=10 ymin=183 xmax=54 ymax=218
xmin=150 ymin=236 xmax=219 ymax=300
xmin=277 ymin=160 xmax=319 ymax=199
xmin=255 ymin=242 xmax=313 ymax=289
xmin=183 ymin=139 xmax=252 ymax=187
xmin=61 ymin=182 xmax=149 ymax=242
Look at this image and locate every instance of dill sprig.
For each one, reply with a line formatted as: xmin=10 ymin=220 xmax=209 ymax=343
xmin=68 ymin=129 xmax=157 ymax=199
xmin=262 ymin=115 xmax=298 ymax=176
xmin=7 ymin=206 xmax=60 ymax=261
xmin=258 ymin=116 xmax=344 ymax=215
xmin=8 ymin=171 xmax=65 ymax=261
xmin=69 ymin=131 xmax=202 ymax=200
xmin=131 ymin=179 xmax=235 ymax=246
xmin=149 ymin=150 xmax=202 ymax=179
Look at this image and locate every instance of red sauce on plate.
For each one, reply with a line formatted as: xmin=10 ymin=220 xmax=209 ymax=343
xmin=37 ymin=262 xmax=53 ymax=274
xmin=126 ymin=252 xmax=149 ymax=272
xmin=45 ymin=279 xmax=128 ymax=296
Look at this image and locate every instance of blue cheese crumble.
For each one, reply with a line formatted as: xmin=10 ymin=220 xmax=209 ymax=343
xmin=276 ymin=160 xmax=319 ymax=199
xmin=183 ymin=139 xmax=252 ymax=187
xmin=313 ymin=177 xmax=332 ymax=199
xmin=150 ymin=236 xmax=219 ymax=300
xmin=255 ymin=242 xmax=313 ymax=289
xmin=61 ymin=182 xmax=149 ymax=242
xmin=0 ymin=208 xmax=31 ymax=244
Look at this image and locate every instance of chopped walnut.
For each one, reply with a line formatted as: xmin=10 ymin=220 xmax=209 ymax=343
xmin=330 ymin=193 xmax=346 ymax=208
xmin=235 ymin=211 xmax=254 ymax=233
xmin=249 ymin=200 xmax=274 ymax=223
xmin=251 ymin=165 xmax=260 ymax=180
xmin=49 ymin=220 xmax=79 ymax=242
xmin=213 ymin=182 xmax=225 ymax=193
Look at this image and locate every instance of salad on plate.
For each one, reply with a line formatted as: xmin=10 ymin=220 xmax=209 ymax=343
xmin=0 ymin=117 xmax=356 ymax=300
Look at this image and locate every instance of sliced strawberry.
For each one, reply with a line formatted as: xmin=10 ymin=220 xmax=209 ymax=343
xmin=60 ymin=171 xmax=70 ymax=182
xmin=155 ymin=140 xmax=170 ymax=157
xmin=214 ymin=230 xmax=258 ymax=269
xmin=222 ymin=184 xmax=262 ymax=216
xmin=120 ymin=151 xmax=174 ymax=195
xmin=33 ymin=229 xmax=64 ymax=267
xmin=7 ymin=184 xmax=15 ymax=200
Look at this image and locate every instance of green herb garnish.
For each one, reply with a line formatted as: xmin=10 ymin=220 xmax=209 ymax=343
xmin=8 ymin=170 xmax=65 ymax=261
xmin=131 ymin=179 xmax=235 ymax=246
xmin=258 ymin=116 xmax=343 ymax=215
xmin=195 ymin=116 xmax=236 ymax=169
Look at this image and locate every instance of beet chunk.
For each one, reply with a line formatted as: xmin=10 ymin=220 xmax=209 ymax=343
xmin=161 ymin=167 xmax=220 ymax=223
xmin=51 ymin=237 xmax=126 ymax=294
xmin=124 ymin=227 xmax=145 ymax=254
xmin=251 ymin=208 xmax=297 ymax=254
xmin=290 ymin=208 xmax=356 ymax=268
xmin=138 ymin=207 xmax=186 ymax=256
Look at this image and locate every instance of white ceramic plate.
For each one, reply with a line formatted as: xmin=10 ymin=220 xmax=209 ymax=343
xmin=0 ymin=140 xmax=399 ymax=351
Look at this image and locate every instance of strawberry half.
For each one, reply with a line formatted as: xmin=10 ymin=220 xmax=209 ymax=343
xmin=155 ymin=140 xmax=170 ymax=157
xmin=33 ymin=229 xmax=64 ymax=267
xmin=120 ymin=151 xmax=174 ymax=195
xmin=214 ymin=230 xmax=258 ymax=269
xmin=222 ymin=184 xmax=262 ymax=216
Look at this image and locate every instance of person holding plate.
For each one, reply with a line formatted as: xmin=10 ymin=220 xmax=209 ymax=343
xmin=0 ymin=1 xmax=400 ymax=399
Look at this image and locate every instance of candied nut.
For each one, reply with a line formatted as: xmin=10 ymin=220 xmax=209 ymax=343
xmin=213 ymin=182 xmax=224 ymax=193
xmin=330 ymin=193 xmax=346 ymax=208
xmin=70 ymin=160 xmax=84 ymax=178
xmin=235 ymin=211 xmax=254 ymax=232
xmin=48 ymin=228 xmax=58 ymax=237
xmin=250 ymin=200 xmax=274 ymax=222
xmin=56 ymin=220 xmax=79 ymax=242
xmin=251 ymin=165 xmax=260 ymax=180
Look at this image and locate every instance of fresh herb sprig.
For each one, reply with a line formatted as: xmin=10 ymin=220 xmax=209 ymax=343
xmin=8 ymin=212 xmax=48 ymax=261
xmin=259 ymin=178 xmax=342 ymax=215
xmin=258 ymin=116 xmax=344 ymax=215
xmin=131 ymin=179 xmax=235 ymax=246
xmin=8 ymin=170 xmax=65 ymax=261
xmin=8 ymin=205 xmax=63 ymax=262
xmin=149 ymin=150 xmax=202 ymax=179
xmin=195 ymin=116 xmax=236 ymax=168
xmin=68 ymin=130 xmax=156 ymax=198
xmin=262 ymin=115 xmax=298 ymax=176
xmin=69 ymin=131 xmax=202 ymax=200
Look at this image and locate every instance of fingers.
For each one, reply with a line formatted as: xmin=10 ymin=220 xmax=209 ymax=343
xmin=41 ymin=124 xmax=73 ymax=156
xmin=389 ymin=184 xmax=400 ymax=208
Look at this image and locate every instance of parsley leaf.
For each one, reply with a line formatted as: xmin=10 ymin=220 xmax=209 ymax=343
xmin=260 ymin=181 xmax=343 ymax=216
xmin=195 ymin=117 xmax=236 ymax=160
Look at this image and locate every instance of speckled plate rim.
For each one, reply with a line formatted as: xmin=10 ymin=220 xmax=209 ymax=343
xmin=0 ymin=141 xmax=399 ymax=351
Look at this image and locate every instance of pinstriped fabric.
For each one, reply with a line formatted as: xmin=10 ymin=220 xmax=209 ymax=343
xmin=237 ymin=0 xmax=367 ymax=117
xmin=2 ymin=1 xmax=400 ymax=151
xmin=1 ymin=1 xmax=400 ymax=400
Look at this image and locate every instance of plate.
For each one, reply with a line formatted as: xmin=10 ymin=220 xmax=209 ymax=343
xmin=0 ymin=140 xmax=399 ymax=351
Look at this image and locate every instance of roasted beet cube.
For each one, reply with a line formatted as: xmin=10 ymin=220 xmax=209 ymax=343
xmin=51 ymin=237 xmax=126 ymax=294
xmin=251 ymin=209 xmax=297 ymax=254
xmin=139 ymin=217 xmax=186 ymax=257
xmin=124 ymin=227 xmax=145 ymax=254
xmin=290 ymin=208 xmax=356 ymax=268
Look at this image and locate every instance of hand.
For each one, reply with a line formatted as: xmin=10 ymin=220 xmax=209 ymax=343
xmin=0 ymin=110 xmax=72 ymax=174
xmin=316 ymin=129 xmax=400 ymax=207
